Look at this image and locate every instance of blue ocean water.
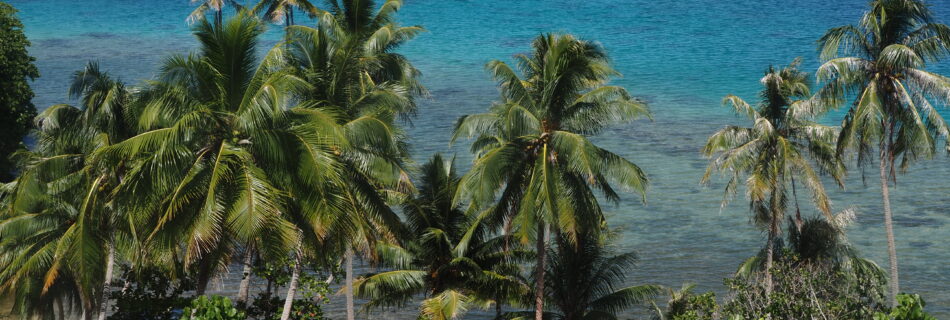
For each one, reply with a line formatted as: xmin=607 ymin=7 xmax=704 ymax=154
xmin=8 ymin=0 xmax=950 ymax=317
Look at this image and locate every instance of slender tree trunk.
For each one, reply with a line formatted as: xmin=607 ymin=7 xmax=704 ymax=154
xmin=280 ymin=240 xmax=303 ymax=320
xmin=534 ymin=223 xmax=546 ymax=320
xmin=345 ymin=248 xmax=355 ymax=320
xmin=791 ymin=177 xmax=802 ymax=232
xmin=80 ymin=288 xmax=94 ymax=320
xmin=495 ymin=297 xmax=502 ymax=319
xmin=880 ymin=147 xmax=899 ymax=306
xmin=765 ymin=219 xmax=776 ymax=297
xmin=237 ymin=244 xmax=255 ymax=306
xmin=97 ymin=241 xmax=115 ymax=320
xmin=196 ymin=273 xmax=209 ymax=296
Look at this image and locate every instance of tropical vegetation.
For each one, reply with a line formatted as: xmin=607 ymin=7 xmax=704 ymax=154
xmin=702 ymin=58 xmax=843 ymax=295
xmin=0 ymin=2 xmax=38 ymax=182
xmin=816 ymin=0 xmax=950 ymax=306
xmin=0 ymin=0 xmax=946 ymax=319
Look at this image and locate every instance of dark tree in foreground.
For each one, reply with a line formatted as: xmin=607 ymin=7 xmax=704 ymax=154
xmin=0 ymin=2 xmax=39 ymax=182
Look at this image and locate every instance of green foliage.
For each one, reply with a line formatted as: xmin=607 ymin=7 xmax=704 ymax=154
xmin=658 ymin=285 xmax=718 ymax=320
xmin=418 ymin=290 xmax=472 ymax=320
xmin=874 ymin=294 xmax=936 ymax=320
xmin=180 ymin=296 xmax=245 ymax=320
xmin=816 ymin=0 xmax=950 ymax=305
xmin=244 ymin=257 xmax=330 ymax=320
xmin=702 ymin=59 xmax=842 ymax=265
xmin=353 ymin=154 xmax=530 ymax=312
xmin=0 ymin=2 xmax=39 ymax=181
xmin=278 ymin=302 xmax=325 ymax=320
xmin=108 ymin=266 xmax=194 ymax=320
xmin=454 ymin=33 xmax=651 ymax=244
xmin=723 ymin=253 xmax=887 ymax=320
xmin=0 ymin=62 xmax=134 ymax=318
xmin=541 ymin=232 xmax=661 ymax=320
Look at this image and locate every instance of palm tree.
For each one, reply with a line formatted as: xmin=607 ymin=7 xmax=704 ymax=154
xmin=282 ymin=1 xmax=424 ymax=318
xmin=352 ymin=154 xmax=530 ymax=316
xmin=702 ymin=59 xmax=843 ymax=294
xmin=815 ymin=0 xmax=950 ymax=305
xmin=100 ymin=13 xmax=338 ymax=297
xmin=452 ymin=33 xmax=651 ymax=320
xmin=0 ymin=63 xmax=135 ymax=320
xmin=187 ymin=0 xmax=244 ymax=26
xmin=252 ymin=0 xmax=321 ymax=29
xmin=538 ymin=232 xmax=661 ymax=320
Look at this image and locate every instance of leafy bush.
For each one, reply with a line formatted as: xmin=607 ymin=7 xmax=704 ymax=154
xmin=244 ymin=257 xmax=331 ymax=320
xmin=108 ymin=266 xmax=194 ymax=320
xmin=279 ymin=303 xmax=325 ymax=320
xmin=873 ymin=294 xmax=936 ymax=320
xmin=0 ymin=1 xmax=39 ymax=181
xmin=669 ymin=292 xmax=718 ymax=320
xmin=723 ymin=252 xmax=887 ymax=319
xmin=180 ymin=296 xmax=245 ymax=320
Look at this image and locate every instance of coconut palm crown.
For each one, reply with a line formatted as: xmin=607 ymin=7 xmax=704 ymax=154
xmin=0 ymin=63 xmax=136 ymax=319
xmin=702 ymin=59 xmax=844 ymax=293
xmin=452 ymin=33 xmax=651 ymax=320
xmin=352 ymin=154 xmax=530 ymax=315
xmin=815 ymin=0 xmax=950 ymax=305
xmin=98 ymin=13 xmax=346 ymax=295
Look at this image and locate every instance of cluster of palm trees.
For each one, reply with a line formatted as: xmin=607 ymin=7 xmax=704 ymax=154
xmin=0 ymin=0 xmax=660 ymax=320
xmin=703 ymin=0 xmax=950 ymax=308
xmin=2 ymin=0 xmax=950 ymax=319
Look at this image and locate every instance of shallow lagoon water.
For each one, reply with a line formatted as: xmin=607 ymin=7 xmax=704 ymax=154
xmin=8 ymin=0 xmax=950 ymax=318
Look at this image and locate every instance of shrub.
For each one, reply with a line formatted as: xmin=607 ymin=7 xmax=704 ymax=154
xmin=668 ymin=292 xmax=718 ymax=320
xmin=180 ymin=296 xmax=245 ymax=320
xmin=108 ymin=266 xmax=193 ymax=320
xmin=244 ymin=257 xmax=330 ymax=320
xmin=873 ymin=294 xmax=936 ymax=320
xmin=722 ymin=252 xmax=887 ymax=319
xmin=0 ymin=2 xmax=39 ymax=181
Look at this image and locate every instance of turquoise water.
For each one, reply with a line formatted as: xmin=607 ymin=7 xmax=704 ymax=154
xmin=9 ymin=0 xmax=950 ymax=317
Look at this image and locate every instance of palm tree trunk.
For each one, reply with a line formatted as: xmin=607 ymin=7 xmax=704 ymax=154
xmin=196 ymin=271 xmax=209 ymax=296
xmin=96 ymin=241 xmax=115 ymax=320
xmin=80 ymin=286 xmax=94 ymax=320
xmin=345 ymin=248 xmax=355 ymax=320
xmin=237 ymin=244 xmax=255 ymax=306
xmin=880 ymin=147 xmax=899 ymax=307
xmin=280 ymin=240 xmax=303 ymax=320
xmin=534 ymin=223 xmax=546 ymax=320
xmin=765 ymin=219 xmax=776 ymax=297
xmin=495 ymin=298 xmax=502 ymax=319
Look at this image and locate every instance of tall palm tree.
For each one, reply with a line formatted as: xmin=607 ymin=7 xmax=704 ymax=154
xmin=352 ymin=154 xmax=530 ymax=316
xmin=453 ymin=33 xmax=651 ymax=320
xmin=702 ymin=59 xmax=843 ymax=294
xmin=283 ymin=1 xmax=424 ymax=318
xmin=815 ymin=0 xmax=950 ymax=305
xmin=0 ymin=63 xmax=135 ymax=320
xmin=538 ymin=232 xmax=661 ymax=320
xmin=187 ymin=0 xmax=244 ymax=26
xmin=100 ymin=13 xmax=338 ymax=297
xmin=252 ymin=0 xmax=320 ymax=29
